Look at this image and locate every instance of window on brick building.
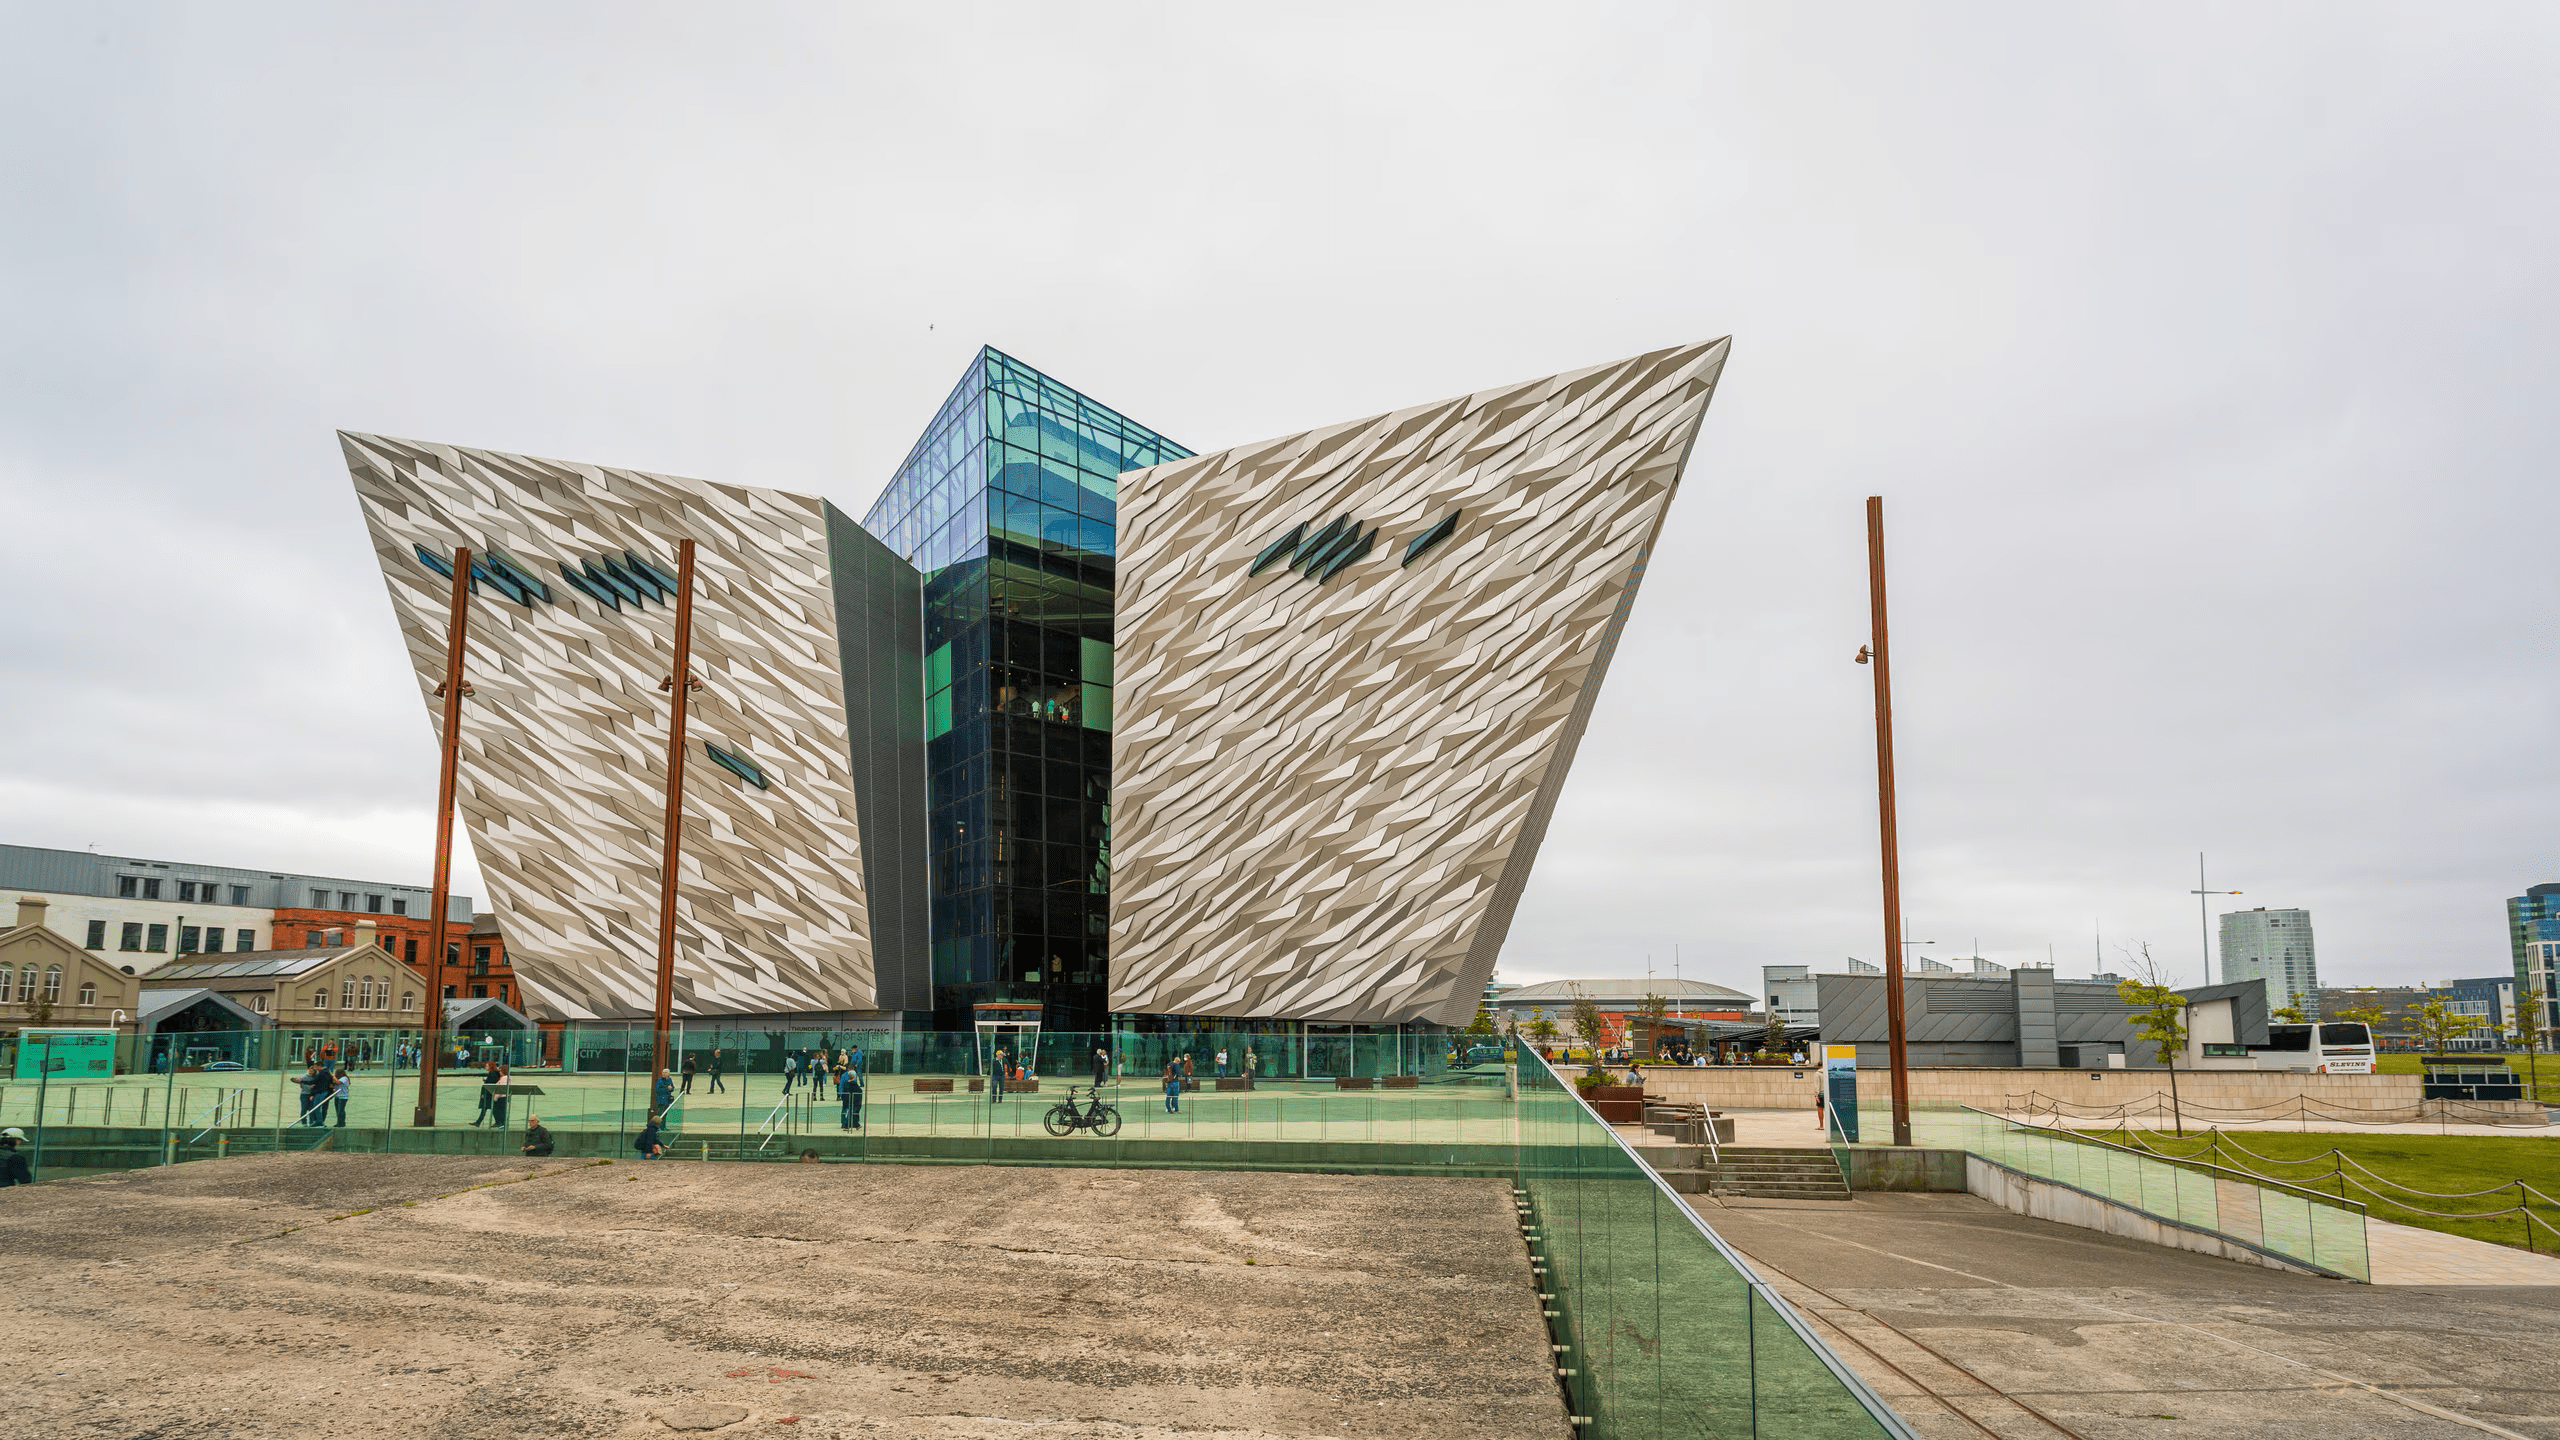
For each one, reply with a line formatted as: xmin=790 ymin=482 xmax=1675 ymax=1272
xmin=311 ymin=889 xmax=328 ymax=908
xmin=84 ymin=921 xmax=105 ymax=949
xmin=236 ymin=928 xmax=254 ymax=951
xmin=304 ymin=930 xmax=323 ymax=948
xmin=471 ymin=984 xmax=488 ymax=998
xmin=120 ymin=923 xmax=141 ymax=951
xmin=442 ymin=985 xmax=456 ymax=998
xmin=205 ymin=928 xmax=224 ymax=953
xmin=391 ymin=899 xmax=407 ymax=916
xmin=404 ymin=939 xmax=417 ymax=963
xmin=146 ymin=924 xmax=166 ymax=952
xmin=178 ymin=926 xmax=200 ymax=954
xmin=339 ymin=892 xmax=356 ymax=909
xmin=117 ymin=877 xmax=138 ymax=898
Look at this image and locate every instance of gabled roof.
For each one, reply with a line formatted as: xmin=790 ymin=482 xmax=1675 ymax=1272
xmin=138 ymin=988 xmax=270 ymax=1030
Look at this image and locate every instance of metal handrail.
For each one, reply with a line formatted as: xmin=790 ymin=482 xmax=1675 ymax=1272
xmin=1526 ymin=1049 xmax=1920 ymax=1440
xmin=752 ymin=1091 xmax=800 ymax=1153
xmin=184 ymin=1089 xmax=245 ymax=1146
xmin=1969 ymin=1107 xmax=2368 ymax=1213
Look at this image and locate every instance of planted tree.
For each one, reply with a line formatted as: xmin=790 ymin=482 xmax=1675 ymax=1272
xmin=1466 ymin=1004 xmax=1498 ymax=1038
xmin=2409 ymin=997 xmax=2483 ymax=1056
xmin=1762 ymin=1012 xmax=1791 ymax=1061
xmin=2270 ymin=1004 xmax=2306 ymax=1025
xmin=1569 ymin=990 xmax=1609 ymax=1076
xmin=1638 ymin=992 xmax=1672 ymax=1062
xmin=2114 ymin=945 xmax=2191 ymax=1136
xmin=2514 ymin=989 xmax=2550 ymax=1100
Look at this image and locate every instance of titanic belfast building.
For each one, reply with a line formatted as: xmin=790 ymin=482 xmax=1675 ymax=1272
xmin=344 ymin=340 xmax=1730 ymax=1033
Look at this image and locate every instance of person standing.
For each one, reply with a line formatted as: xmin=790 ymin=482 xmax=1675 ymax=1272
xmin=838 ymin=1062 xmax=863 ymax=1131
xmin=472 ymin=1061 xmax=501 ymax=1127
xmin=680 ymin=1054 xmax=697 ymax=1094
xmin=1162 ymin=1061 xmax=1182 ymax=1114
xmin=0 ymin=1128 xmax=31 ymax=1185
xmin=299 ymin=1063 xmax=331 ymax=1127
xmin=1215 ymin=1048 xmax=1228 ymax=1080
xmin=1245 ymin=1046 xmax=1258 ymax=1080
xmin=331 ymin=1067 xmax=352 ymax=1127
xmin=707 ymin=1049 xmax=726 ymax=1094
xmin=992 ymin=1045 xmax=1009 ymax=1102
xmin=1180 ymin=1053 xmax=1196 ymax=1092
xmin=490 ymin=1065 xmax=513 ymax=1129
xmin=1092 ymin=1045 xmax=1109 ymax=1091
xmin=652 ymin=1068 xmax=676 ymax=1117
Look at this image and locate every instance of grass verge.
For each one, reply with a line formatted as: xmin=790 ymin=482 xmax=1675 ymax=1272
xmin=2082 ymin=1126 xmax=2560 ymax=1252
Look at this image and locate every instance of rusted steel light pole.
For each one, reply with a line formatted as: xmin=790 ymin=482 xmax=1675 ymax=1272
xmin=649 ymin=538 xmax=701 ymax=1087
xmin=1860 ymin=498 xmax=1914 ymax=1148
xmin=416 ymin=545 xmax=476 ymax=1127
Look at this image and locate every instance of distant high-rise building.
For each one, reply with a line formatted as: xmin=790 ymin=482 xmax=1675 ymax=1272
xmin=2508 ymin=885 xmax=2560 ymax=1012
xmin=2220 ymin=907 xmax=2319 ymax=1014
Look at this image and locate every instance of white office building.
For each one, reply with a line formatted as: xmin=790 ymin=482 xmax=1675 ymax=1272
xmin=2220 ymin=907 xmax=2319 ymax=1013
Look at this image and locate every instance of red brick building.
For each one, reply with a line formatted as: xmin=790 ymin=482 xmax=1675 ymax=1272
xmin=272 ymin=904 xmax=524 ymax=1013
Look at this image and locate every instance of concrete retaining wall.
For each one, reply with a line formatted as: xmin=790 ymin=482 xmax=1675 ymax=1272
xmin=1963 ymin=1155 xmax=2333 ymax=1278
xmin=1849 ymin=1147 xmax=1966 ymax=1192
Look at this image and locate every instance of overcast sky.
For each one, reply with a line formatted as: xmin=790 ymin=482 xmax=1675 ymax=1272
xmin=5 ymin=4 xmax=2556 ymax=998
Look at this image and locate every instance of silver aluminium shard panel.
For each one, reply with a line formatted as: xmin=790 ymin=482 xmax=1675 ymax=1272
xmin=342 ymin=433 xmax=899 ymax=1021
xmin=1107 ymin=341 xmax=1731 ymax=1026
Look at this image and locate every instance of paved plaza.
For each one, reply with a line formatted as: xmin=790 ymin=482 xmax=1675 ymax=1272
xmin=0 ymin=1152 xmax=1564 ymax=1439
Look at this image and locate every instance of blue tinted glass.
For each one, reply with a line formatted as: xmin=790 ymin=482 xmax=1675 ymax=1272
xmin=1077 ymin=477 xmax=1117 ymax=517
xmin=999 ymin=492 xmax=1040 ymax=546
xmin=1079 ymin=517 xmax=1115 ymax=558
xmin=1041 ymin=505 xmax=1080 ymax=552
xmin=1037 ymin=456 xmax=1081 ymax=509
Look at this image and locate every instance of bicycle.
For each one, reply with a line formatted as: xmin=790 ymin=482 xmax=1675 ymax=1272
xmin=1043 ymin=1084 xmax=1123 ymax=1138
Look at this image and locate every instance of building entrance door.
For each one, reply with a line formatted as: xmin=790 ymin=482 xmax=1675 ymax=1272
xmin=1305 ymin=1024 xmax=1352 ymax=1080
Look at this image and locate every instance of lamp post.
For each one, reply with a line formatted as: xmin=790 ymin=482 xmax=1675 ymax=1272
xmin=1859 ymin=496 xmax=1913 ymax=1147
xmin=2189 ymin=853 xmax=2241 ymax=988
xmin=416 ymin=546 xmax=475 ymax=1127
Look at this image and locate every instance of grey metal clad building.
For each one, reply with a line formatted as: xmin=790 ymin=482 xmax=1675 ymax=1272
xmin=0 ymin=843 xmax=471 ymax=922
xmin=1815 ymin=970 xmax=2270 ymax=1068
xmin=2220 ymin=907 xmax=2319 ymax=1014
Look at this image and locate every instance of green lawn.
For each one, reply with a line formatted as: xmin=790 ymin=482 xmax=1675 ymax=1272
xmin=2374 ymin=1051 xmax=2560 ymax=1095
xmin=2083 ymin=1126 xmax=2560 ymax=1252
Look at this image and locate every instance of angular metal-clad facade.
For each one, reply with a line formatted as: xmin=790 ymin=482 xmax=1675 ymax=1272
xmin=1106 ymin=341 xmax=1732 ymax=1026
xmin=341 ymin=434 xmax=926 ymax=1021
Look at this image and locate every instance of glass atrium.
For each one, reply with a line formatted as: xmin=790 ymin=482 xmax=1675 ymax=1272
xmin=861 ymin=348 xmax=1192 ymax=1031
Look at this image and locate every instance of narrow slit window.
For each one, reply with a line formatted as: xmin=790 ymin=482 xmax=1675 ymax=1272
xmin=705 ymin=742 xmax=772 ymax=790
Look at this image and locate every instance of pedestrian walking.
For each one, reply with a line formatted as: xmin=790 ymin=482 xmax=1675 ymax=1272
xmin=1245 ymin=1046 xmax=1258 ymax=1079
xmin=652 ymin=1068 xmax=676 ymax=1116
xmin=838 ymin=1063 xmax=864 ymax=1131
xmin=491 ymin=1065 xmax=512 ymax=1129
xmin=472 ymin=1061 xmax=501 ymax=1126
xmin=331 ymin=1067 xmax=351 ymax=1127
xmin=0 ymin=1128 xmax=30 ymax=1185
xmin=1162 ymin=1061 xmax=1182 ymax=1114
xmin=521 ymin=1117 xmax=555 ymax=1157
xmin=707 ymin=1049 xmax=726 ymax=1094
xmin=680 ymin=1054 xmax=697 ymax=1094
xmin=781 ymin=1052 xmax=798 ymax=1094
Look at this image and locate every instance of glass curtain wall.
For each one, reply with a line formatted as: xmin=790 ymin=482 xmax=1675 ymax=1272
xmin=860 ymin=348 xmax=1192 ymax=1033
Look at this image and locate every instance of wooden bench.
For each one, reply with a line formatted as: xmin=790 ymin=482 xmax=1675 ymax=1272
xmin=1215 ymin=1077 xmax=1254 ymax=1092
xmin=1333 ymin=1076 xmax=1375 ymax=1090
xmin=1382 ymin=1075 xmax=1420 ymax=1089
xmin=912 ymin=1078 xmax=954 ymax=1093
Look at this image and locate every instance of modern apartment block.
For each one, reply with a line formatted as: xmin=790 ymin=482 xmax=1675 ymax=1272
xmin=2510 ymin=884 xmax=2560 ymax=1026
xmin=0 ymin=843 xmax=471 ymax=971
xmin=2219 ymin=907 xmax=2319 ymax=1014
